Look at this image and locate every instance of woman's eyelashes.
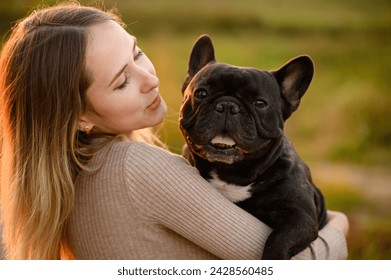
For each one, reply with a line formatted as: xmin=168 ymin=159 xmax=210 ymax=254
xmin=115 ymin=49 xmax=143 ymax=91
xmin=116 ymin=74 xmax=129 ymax=90
xmin=134 ymin=48 xmax=143 ymax=61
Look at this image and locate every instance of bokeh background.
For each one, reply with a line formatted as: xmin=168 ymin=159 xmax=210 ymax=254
xmin=1 ymin=0 xmax=390 ymax=259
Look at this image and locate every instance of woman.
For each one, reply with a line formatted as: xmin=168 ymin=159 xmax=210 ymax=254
xmin=0 ymin=2 xmax=348 ymax=259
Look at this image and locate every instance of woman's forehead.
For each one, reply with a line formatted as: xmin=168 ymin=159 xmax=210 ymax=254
xmin=85 ymin=21 xmax=135 ymax=86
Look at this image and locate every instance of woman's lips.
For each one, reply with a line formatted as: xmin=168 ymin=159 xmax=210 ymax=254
xmin=147 ymin=94 xmax=161 ymax=110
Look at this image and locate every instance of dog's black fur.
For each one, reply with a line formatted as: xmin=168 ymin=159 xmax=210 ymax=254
xmin=179 ymin=35 xmax=327 ymax=260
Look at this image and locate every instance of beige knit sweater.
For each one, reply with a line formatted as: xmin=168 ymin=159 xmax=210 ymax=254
xmin=65 ymin=141 xmax=347 ymax=260
xmin=0 ymin=141 xmax=347 ymax=259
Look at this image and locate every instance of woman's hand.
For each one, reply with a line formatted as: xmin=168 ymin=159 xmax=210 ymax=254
xmin=327 ymin=210 xmax=349 ymax=237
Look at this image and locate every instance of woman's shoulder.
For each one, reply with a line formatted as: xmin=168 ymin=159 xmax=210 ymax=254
xmin=110 ymin=141 xmax=191 ymax=170
xmin=112 ymin=141 xmax=181 ymax=158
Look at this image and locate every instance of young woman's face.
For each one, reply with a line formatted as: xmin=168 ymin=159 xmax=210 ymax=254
xmin=81 ymin=20 xmax=167 ymax=135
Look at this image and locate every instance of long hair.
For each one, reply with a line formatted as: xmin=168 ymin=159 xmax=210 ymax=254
xmin=0 ymin=2 xmax=161 ymax=259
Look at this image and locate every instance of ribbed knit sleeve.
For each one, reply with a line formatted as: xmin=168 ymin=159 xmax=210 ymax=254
xmin=123 ymin=142 xmax=347 ymax=260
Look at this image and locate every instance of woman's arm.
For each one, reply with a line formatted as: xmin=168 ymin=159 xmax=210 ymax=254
xmin=125 ymin=142 xmax=348 ymax=260
xmin=327 ymin=210 xmax=349 ymax=237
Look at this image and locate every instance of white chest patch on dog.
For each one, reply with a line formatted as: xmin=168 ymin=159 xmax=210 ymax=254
xmin=209 ymin=171 xmax=253 ymax=203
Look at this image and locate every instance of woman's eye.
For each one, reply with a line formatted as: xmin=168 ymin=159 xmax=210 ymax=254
xmin=116 ymin=74 xmax=129 ymax=90
xmin=253 ymin=99 xmax=268 ymax=108
xmin=134 ymin=49 xmax=143 ymax=61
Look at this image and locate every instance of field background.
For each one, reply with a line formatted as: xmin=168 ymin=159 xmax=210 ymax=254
xmin=1 ymin=0 xmax=390 ymax=259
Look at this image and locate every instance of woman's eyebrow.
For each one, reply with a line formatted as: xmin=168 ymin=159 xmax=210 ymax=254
xmin=108 ymin=64 xmax=127 ymax=87
xmin=107 ymin=36 xmax=137 ymax=88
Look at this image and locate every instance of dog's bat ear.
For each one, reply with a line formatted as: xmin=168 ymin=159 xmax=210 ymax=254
xmin=272 ymin=55 xmax=314 ymax=118
xmin=188 ymin=34 xmax=216 ymax=77
xmin=182 ymin=35 xmax=216 ymax=94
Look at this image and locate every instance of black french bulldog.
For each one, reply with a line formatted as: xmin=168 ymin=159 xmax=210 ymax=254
xmin=179 ymin=35 xmax=327 ymax=260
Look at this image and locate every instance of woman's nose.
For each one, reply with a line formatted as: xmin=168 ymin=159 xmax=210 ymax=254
xmin=138 ymin=68 xmax=159 ymax=93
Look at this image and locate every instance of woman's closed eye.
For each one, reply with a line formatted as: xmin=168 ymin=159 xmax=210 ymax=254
xmin=115 ymin=48 xmax=144 ymax=90
xmin=116 ymin=74 xmax=129 ymax=90
xmin=134 ymin=48 xmax=143 ymax=61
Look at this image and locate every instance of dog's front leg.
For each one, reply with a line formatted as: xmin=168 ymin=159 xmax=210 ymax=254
xmin=261 ymin=208 xmax=318 ymax=260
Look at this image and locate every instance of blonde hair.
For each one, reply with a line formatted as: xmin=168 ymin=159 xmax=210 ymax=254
xmin=0 ymin=2 xmax=162 ymax=259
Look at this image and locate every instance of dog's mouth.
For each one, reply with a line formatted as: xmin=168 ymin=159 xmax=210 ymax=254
xmin=210 ymin=133 xmax=237 ymax=150
xmin=189 ymin=133 xmax=248 ymax=164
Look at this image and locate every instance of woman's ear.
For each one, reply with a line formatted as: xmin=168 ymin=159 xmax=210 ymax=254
xmin=78 ymin=116 xmax=94 ymax=134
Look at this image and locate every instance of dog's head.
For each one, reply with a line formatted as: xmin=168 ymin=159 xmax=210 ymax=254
xmin=180 ymin=35 xmax=314 ymax=164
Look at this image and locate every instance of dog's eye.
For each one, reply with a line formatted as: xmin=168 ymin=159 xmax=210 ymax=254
xmin=253 ymin=99 xmax=268 ymax=108
xmin=194 ymin=89 xmax=208 ymax=99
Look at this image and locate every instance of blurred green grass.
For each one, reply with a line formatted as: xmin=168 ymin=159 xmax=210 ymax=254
xmin=1 ymin=0 xmax=390 ymax=259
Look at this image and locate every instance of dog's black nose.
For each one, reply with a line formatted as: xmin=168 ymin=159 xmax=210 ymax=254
xmin=214 ymin=101 xmax=240 ymax=115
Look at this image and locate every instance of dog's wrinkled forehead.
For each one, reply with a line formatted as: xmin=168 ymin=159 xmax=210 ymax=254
xmin=191 ymin=63 xmax=277 ymax=94
xmin=194 ymin=64 xmax=248 ymax=88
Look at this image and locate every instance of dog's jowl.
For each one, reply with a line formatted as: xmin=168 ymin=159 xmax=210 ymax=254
xmin=179 ymin=35 xmax=327 ymax=260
